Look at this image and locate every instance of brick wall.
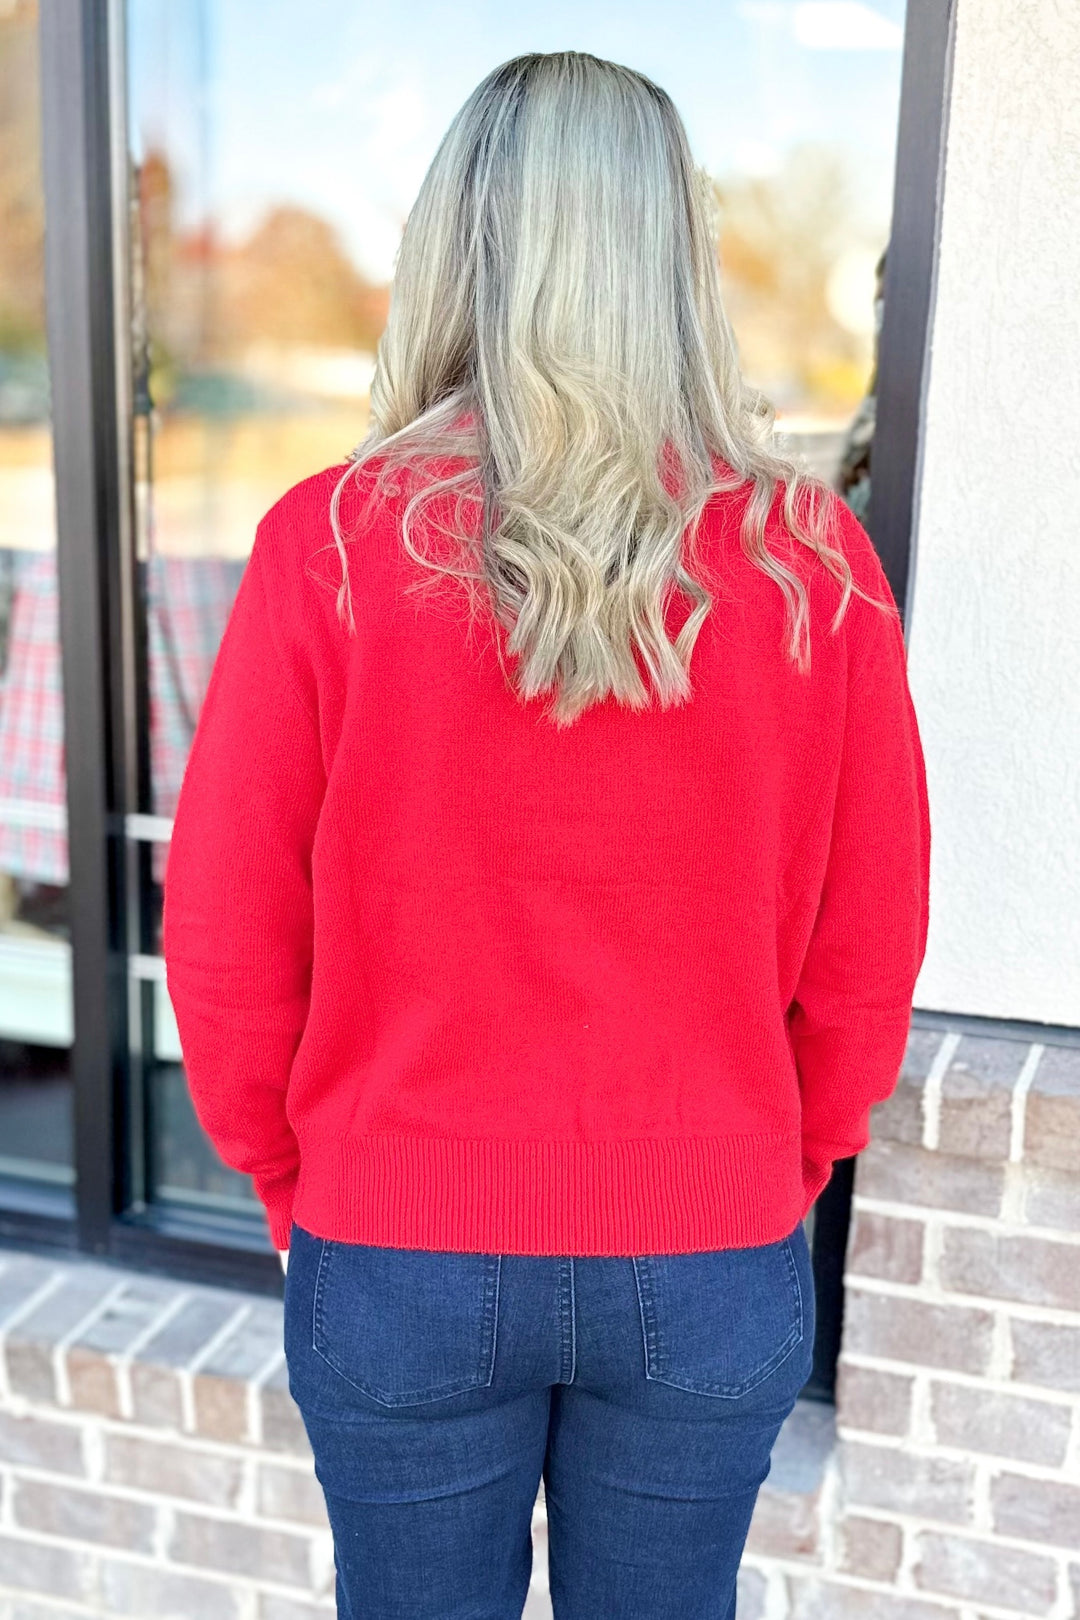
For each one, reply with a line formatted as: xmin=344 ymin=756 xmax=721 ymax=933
xmin=0 ymin=1021 xmax=1076 ymax=1618
xmin=739 ymin=1024 xmax=1080 ymax=1619
xmin=0 ymin=1250 xmax=339 ymax=1620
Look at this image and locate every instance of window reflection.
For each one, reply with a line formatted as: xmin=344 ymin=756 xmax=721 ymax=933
xmin=0 ymin=0 xmax=74 ymax=1200
xmin=126 ymin=0 xmax=906 ymax=1223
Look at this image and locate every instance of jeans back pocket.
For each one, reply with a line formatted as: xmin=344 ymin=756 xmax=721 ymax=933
xmin=312 ymin=1240 xmax=502 ymax=1407
xmin=632 ymin=1221 xmax=811 ymax=1399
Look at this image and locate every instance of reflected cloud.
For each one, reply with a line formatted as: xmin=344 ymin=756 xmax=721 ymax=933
xmin=794 ymin=3 xmax=904 ymax=49
xmin=738 ymin=0 xmax=903 ymax=50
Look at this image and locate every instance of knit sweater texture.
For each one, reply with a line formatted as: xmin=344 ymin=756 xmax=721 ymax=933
xmin=162 ymin=458 xmax=931 ymax=1255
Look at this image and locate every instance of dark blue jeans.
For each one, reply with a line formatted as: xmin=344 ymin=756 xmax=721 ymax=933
xmin=284 ymin=1216 xmax=815 ymax=1619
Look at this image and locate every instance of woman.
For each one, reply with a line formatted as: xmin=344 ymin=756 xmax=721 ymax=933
xmin=163 ymin=50 xmax=930 ymax=1620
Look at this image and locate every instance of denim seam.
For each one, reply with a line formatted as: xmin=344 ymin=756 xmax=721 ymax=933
xmin=631 ymin=1255 xmax=660 ymax=1380
xmin=556 ymin=1258 xmax=578 ymax=1385
xmin=482 ymin=1254 xmax=501 ymax=1387
xmin=569 ymin=1257 xmax=577 ymax=1385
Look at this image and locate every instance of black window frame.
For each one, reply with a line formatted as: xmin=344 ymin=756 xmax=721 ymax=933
xmin=1 ymin=0 xmax=958 ymax=1355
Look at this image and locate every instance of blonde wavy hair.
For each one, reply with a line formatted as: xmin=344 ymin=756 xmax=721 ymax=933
xmin=330 ymin=49 xmax=887 ymax=726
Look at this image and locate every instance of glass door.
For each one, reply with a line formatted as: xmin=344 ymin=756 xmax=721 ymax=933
xmin=0 ymin=0 xmax=75 ymax=1212
xmin=116 ymin=0 xmax=907 ymax=1244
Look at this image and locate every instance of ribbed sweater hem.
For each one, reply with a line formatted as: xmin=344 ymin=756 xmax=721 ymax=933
xmin=287 ymin=1131 xmax=818 ymax=1256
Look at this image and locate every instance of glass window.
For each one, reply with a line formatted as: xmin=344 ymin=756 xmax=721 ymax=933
xmin=121 ymin=0 xmax=905 ymax=1235
xmin=0 ymin=0 xmax=74 ymax=1209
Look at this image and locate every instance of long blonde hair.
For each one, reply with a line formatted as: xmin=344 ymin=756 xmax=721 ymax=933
xmin=330 ymin=50 xmax=884 ymax=726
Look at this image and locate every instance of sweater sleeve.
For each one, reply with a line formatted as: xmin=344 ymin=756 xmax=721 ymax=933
xmin=162 ymin=521 xmax=325 ymax=1250
xmin=787 ymin=513 xmax=931 ymax=1193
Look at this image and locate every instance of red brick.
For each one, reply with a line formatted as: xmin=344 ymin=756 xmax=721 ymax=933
xmin=193 ymin=1305 xmax=284 ymax=1443
xmin=847 ymin=1210 xmax=925 ymax=1284
xmin=838 ymin=1514 xmax=903 ymax=1581
xmin=66 ymin=1277 xmax=182 ymax=1418
xmin=196 ymin=1303 xmax=282 ymax=1381
xmin=855 ymin=1139 xmax=1004 ymax=1216
xmin=914 ymin=1528 xmax=1057 ymax=1612
xmin=66 ymin=1346 xmax=122 ymax=1416
xmin=991 ymin=1471 xmax=1080 ymax=1549
xmin=192 ymin=1372 xmax=251 ymax=1444
xmin=101 ymin=1557 xmax=244 ymax=1620
xmin=261 ymin=1358 xmax=313 ymax=1456
xmin=257 ymin=1600 xmax=336 ymax=1620
xmin=734 ymin=1565 xmax=767 ymax=1620
xmin=843 ymin=1288 xmax=995 ymax=1374
xmin=930 ymin=1379 xmax=1072 ymax=1465
xmin=104 ymin=1431 xmax=245 ymax=1509
xmin=1023 ymin=1165 xmax=1080 ymax=1232
xmin=940 ymin=1226 xmax=1080 ymax=1312
xmin=841 ymin=1440 xmax=975 ymax=1524
xmin=745 ymin=1485 xmax=821 ymax=1561
xmin=1024 ymin=1046 xmax=1080 ymax=1174
xmin=12 ymin=1477 xmax=157 ymax=1552
xmin=835 ymin=1362 xmax=914 ymax=1435
xmin=4 ymin=1338 xmax=59 ymax=1404
xmin=129 ymin=1360 xmax=185 ymax=1429
xmin=4 ymin=1599 xmax=95 ymax=1620
xmin=128 ymin=1293 xmax=248 ymax=1430
xmin=868 ymin=1027 xmax=946 ymax=1147
xmin=169 ymin=1509 xmax=314 ymax=1589
xmin=1010 ymin=1316 xmax=1080 ymax=1393
xmin=937 ymin=1035 xmax=1031 ymax=1161
xmin=135 ymin=1292 xmax=244 ymax=1367
xmin=76 ymin=1278 xmax=186 ymax=1353
xmin=787 ymin=1576 xmax=957 ymax=1618
xmin=256 ymin=1460 xmax=328 ymax=1526
xmin=0 ymin=1532 xmax=97 ymax=1603
xmin=4 ymin=1268 xmax=122 ymax=1403
xmin=0 ymin=1409 xmax=85 ymax=1475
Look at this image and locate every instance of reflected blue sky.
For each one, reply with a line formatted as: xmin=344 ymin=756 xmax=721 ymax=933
xmin=128 ymin=0 xmax=906 ymax=283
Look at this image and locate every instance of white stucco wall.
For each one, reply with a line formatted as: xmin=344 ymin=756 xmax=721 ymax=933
xmin=906 ymin=0 xmax=1080 ymax=1025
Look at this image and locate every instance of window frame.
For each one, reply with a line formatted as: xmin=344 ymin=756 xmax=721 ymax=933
xmin=2 ymin=0 xmax=958 ymax=1334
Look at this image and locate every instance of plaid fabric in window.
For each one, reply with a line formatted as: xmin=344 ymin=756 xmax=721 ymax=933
xmin=0 ymin=547 xmax=245 ymax=889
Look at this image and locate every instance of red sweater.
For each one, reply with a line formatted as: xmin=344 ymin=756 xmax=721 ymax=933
xmin=162 ymin=460 xmax=930 ymax=1255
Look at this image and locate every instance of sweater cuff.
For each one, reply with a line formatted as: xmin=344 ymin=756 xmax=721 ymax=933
xmin=801 ymin=1152 xmax=834 ymax=1211
xmin=800 ymin=1136 xmax=866 ymax=1213
xmin=803 ymin=1136 xmax=865 ymax=1166
xmin=252 ymin=1163 xmax=300 ymax=1252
